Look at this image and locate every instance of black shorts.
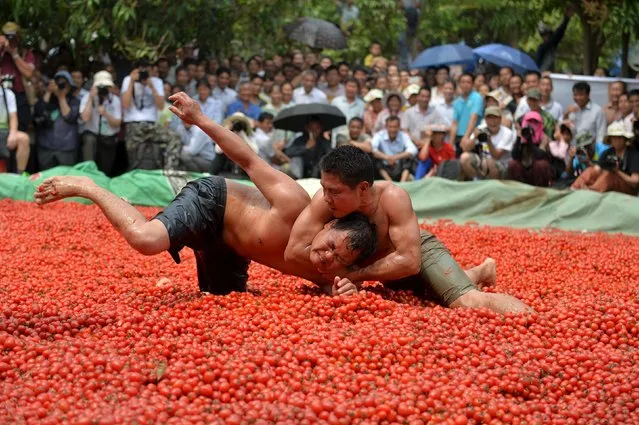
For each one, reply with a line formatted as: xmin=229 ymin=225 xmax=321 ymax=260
xmin=153 ymin=176 xmax=250 ymax=295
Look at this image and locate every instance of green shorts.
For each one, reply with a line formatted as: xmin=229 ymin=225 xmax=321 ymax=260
xmin=384 ymin=231 xmax=477 ymax=306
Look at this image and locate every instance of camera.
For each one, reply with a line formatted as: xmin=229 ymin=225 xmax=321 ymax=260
xmin=521 ymin=126 xmax=534 ymax=144
xmin=599 ymin=151 xmax=621 ymax=171
xmin=474 ymin=130 xmax=489 ymax=156
xmin=97 ymin=85 xmax=109 ymax=105
xmin=1 ymin=74 xmax=14 ymax=89
xmin=55 ymin=79 xmax=67 ymax=90
xmin=4 ymin=33 xmax=17 ymax=49
xmin=138 ymin=69 xmax=149 ymax=82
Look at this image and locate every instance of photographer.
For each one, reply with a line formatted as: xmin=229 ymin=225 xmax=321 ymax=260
xmin=121 ymin=59 xmax=179 ymax=170
xmin=459 ymin=106 xmax=515 ymax=181
xmin=32 ymin=71 xmax=80 ymax=170
xmin=0 ymin=22 xmax=35 ymax=131
xmin=571 ymin=122 xmax=639 ymax=195
xmin=0 ymin=80 xmax=30 ymax=173
xmin=507 ymin=111 xmax=553 ymax=187
xmin=79 ymin=71 xmax=122 ymax=176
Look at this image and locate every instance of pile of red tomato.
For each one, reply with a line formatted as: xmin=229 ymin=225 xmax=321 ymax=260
xmin=1 ymin=199 xmax=638 ymax=425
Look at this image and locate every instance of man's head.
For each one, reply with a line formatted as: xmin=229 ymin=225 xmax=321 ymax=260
xmin=257 ymin=112 xmax=274 ymax=133
xmin=1 ymin=22 xmax=20 ymax=48
xmin=344 ymin=78 xmax=359 ymax=100
xmin=305 ymin=52 xmax=318 ymax=68
xmin=302 ymin=70 xmax=318 ymax=93
xmin=230 ymin=55 xmax=244 ymax=71
xmin=609 ymin=81 xmax=626 ymax=104
xmin=319 ymin=145 xmax=376 ymax=217
xmin=251 ymin=74 xmax=264 ymax=96
xmin=509 ymin=74 xmax=523 ymax=96
xmin=353 ymin=66 xmax=368 ymax=88
xmin=305 ymin=116 xmax=323 ymax=138
xmin=71 ymin=70 xmax=84 ymax=92
xmin=524 ymin=71 xmax=541 ymax=93
xmin=246 ymin=56 xmax=261 ymax=75
xmin=416 ymin=86 xmax=431 ymax=109
xmin=238 ymin=82 xmax=252 ymax=103
xmin=338 ymin=62 xmax=350 ymax=81
xmin=320 ymin=56 xmax=333 ymax=70
xmin=385 ymin=115 xmax=401 ymax=139
xmin=309 ymin=212 xmax=377 ymax=273
xmin=484 ymin=106 xmax=502 ymax=133
xmin=184 ymin=58 xmax=198 ymax=79
xmin=156 ymin=58 xmax=170 ymax=79
xmin=348 ymin=117 xmax=364 ymax=140
xmin=369 ymin=41 xmax=382 ymax=56
xmin=292 ymin=52 xmax=305 ymax=69
xmin=629 ymin=89 xmax=639 ymax=116
xmin=435 ymin=66 xmax=450 ymax=86
xmin=619 ymin=92 xmax=632 ymax=117
xmin=499 ymin=67 xmax=513 ymax=87
xmin=196 ymin=79 xmax=211 ymax=101
xmin=526 ymin=88 xmax=541 ymax=112
xmin=325 ymin=65 xmax=340 ymax=87
xmin=572 ymin=82 xmax=591 ymax=109
xmin=459 ymin=73 xmax=474 ymax=96
xmin=216 ymin=67 xmax=230 ymax=89
xmin=539 ymin=76 xmax=553 ymax=99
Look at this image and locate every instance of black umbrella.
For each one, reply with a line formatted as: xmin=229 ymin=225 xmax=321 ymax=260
xmin=273 ymin=103 xmax=346 ymax=133
xmin=285 ymin=17 xmax=348 ymax=50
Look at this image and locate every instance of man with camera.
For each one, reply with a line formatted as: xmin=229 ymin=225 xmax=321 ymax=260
xmin=121 ymin=59 xmax=180 ymax=170
xmin=32 ymin=71 xmax=80 ymax=170
xmin=0 ymin=22 xmax=35 ymax=132
xmin=507 ymin=111 xmax=553 ymax=187
xmin=571 ymin=122 xmax=639 ymax=195
xmin=79 ymin=71 xmax=122 ymax=176
xmin=459 ymin=106 xmax=515 ymax=181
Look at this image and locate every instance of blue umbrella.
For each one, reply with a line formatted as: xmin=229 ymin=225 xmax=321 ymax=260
xmin=473 ymin=43 xmax=539 ymax=74
xmin=411 ymin=43 xmax=475 ymax=69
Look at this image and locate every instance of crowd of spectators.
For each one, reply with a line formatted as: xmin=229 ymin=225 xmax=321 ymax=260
xmin=0 ymin=21 xmax=638 ymax=196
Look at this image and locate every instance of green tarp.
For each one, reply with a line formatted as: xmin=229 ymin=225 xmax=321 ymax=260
xmin=2 ymin=161 xmax=638 ymax=236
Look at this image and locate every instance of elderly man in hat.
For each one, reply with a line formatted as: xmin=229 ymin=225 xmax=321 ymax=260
xmin=32 ymin=70 xmax=80 ymax=170
xmin=79 ymin=70 xmax=122 ymax=175
xmin=460 ymin=106 xmax=516 ymax=181
xmin=571 ymin=122 xmax=639 ymax=195
xmin=0 ymin=22 xmax=36 ymax=132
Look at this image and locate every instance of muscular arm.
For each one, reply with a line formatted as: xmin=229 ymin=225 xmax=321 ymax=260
xmin=284 ymin=190 xmax=334 ymax=267
xmin=347 ymin=188 xmax=421 ymax=282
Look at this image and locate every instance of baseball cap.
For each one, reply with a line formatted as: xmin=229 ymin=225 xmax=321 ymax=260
xmin=364 ymin=89 xmax=384 ymax=103
xmin=402 ymin=84 xmax=421 ymax=99
xmin=485 ymin=106 xmax=502 ymax=117
xmin=527 ymin=88 xmax=541 ymax=100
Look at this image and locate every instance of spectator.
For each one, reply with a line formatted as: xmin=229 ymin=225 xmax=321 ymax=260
xmin=332 ymin=78 xmax=365 ymax=123
xmin=483 ymin=90 xmax=513 ymax=128
xmin=603 ymin=80 xmax=626 ymax=124
xmin=516 ymin=88 xmax=556 ymax=140
xmin=430 ymin=66 xmax=450 ymax=105
xmin=564 ymin=131 xmax=607 ymax=180
xmin=249 ymin=74 xmax=266 ymax=107
xmin=513 ymin=71 xmax=541 ymax=117
xmin=548 ymin=120 xmax=574 ymax=180
xmin=336 ymin=117 xmax=372 ymax=153
xmin=571 ymin=122 xmax=639 ymax=195
xmin=488 ymin=74 xmax=500 ymax=91
xmin=450 ymin=73 xmax=484 ymax=157
xmin=507 ymin=111 xmax=553 ymax=187
xmin=337 ymin=61 xmax=350 ymax=83
xmin=474 ymin=73 xmax=486 ymax=92
xmin=33 ymin=71 xmax=80 ymax=170
xmin=211 ymin=112 xmax=258 ymax=177
xmin=213 ymin=67 xmax=237 ymax=110
xmin=363 ymin=89 xmax=384 ymax=136
xmin=304 ymin=52 xmax=318 ymax=70
xmin=79 ymin=70 xmax=122 ymax=175
xmin=121 ymin=59 xmax=175 ymax=170
xmin=373 ymin=92 xmax=405 ymax=134
xmin=539 ymin=76 xmax=563 ymax=122
xmin=374 ymin=75 xmax=388 ymax=93
xmin=435 ymin=80 xmax=456 ymax=126
xmin=460 ymin=106 xmax=515 ymax=181
xmin=285 ymin=116 xmax=332 ymax=178
xmin=175 ymin=65 xmax=195 ymax=98
xmin=564 ymin=82 xmax=606 ymax=145
xmin=319 ymin=65 xmax=344 ymax=103
xmin=402 ymin=86 xmax=443 ymax=148
xmin=371 ymin=115 xmax=417 ymax=182
xmin=402 ymin=84 xmax=420 ymax=109
xmin=496 ymin=66 xmax=514 ymax=100
xmin=338 ymin=0 xmax=359 ymax=34
xmin=252 ymin=112 xmax=277 ymax=162
xmin=353 ymin=66 xmax=369 ymax=91
xmin=293 ymin=70 xmax=327 ymax=105
xmin=618 ymin=92 xmax=633 ymax=125
xmin=364 ymin=41 xmax=383 ymax=68
xmin=624 ymin=90 xmax=639 ymax=133
xmin=281 ymin=81 xmax=295 ymax=108
xmin=155 ymin=57 xmax=170 ymax=82
xmin=415 ymin=124 xmax=456 ymax=179
xmin=0 ymin=83 xmax=29 ymax=174
xmin=263 ymin=84 xmax=287 ymax=116
xmin=226 ymin=82 xmax=261 ymax=121
xmin=71 ymin=69 xmax=88 ymax=101
xmin=399 ymin=70 xmax=410 ymax=92
xmin=536 ymin=7 xmax=574 ymax=72
xmin=0 ymin=22 xmax=35 ymax=132
xmin=506 ymin=74 xmax=523 ymax=114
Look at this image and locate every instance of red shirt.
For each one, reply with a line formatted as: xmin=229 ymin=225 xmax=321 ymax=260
xmin=427 ymin=142 xmax=456 ymax=165
xmin=0 ymin=50 xmax=35 ymax=93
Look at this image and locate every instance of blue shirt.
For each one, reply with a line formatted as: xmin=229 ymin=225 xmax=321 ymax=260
xmin=371 ymin=130 xmax=418 ymax=158
xmin=572 ymin=141 xmax=608 ymax=171
xmin=226 ymin=100 xmax=261 ymax=121
xmin=453 ymin=90 xmax=484 ymax=137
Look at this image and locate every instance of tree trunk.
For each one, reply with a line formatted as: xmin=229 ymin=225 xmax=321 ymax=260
xmin=581 ymin=19 xmax=605 ymax=75
xmin=621 ymin=31 xmax=630 ymax=78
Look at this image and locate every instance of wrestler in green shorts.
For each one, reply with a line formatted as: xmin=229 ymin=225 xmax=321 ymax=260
xmin=384 ymin=231 xmax=477 ymax=306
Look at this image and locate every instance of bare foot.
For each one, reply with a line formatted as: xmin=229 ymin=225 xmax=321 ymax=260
xmin=34 ymin=176 xmax=95 ymax=205
xmin=466 ymin=258 xmax=496 ymax=290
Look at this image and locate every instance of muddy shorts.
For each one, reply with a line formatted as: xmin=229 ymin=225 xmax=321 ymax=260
xmin=384 ymin=231 xmax=477 ymax=306
xmin=468 ymin=153 xmax=508 ymax=179
xmin=153 ymin=176 xmax=250 ymax=295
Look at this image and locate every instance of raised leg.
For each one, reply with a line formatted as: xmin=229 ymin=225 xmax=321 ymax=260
xmin=34 ymin=176 xmax=169 ymax=256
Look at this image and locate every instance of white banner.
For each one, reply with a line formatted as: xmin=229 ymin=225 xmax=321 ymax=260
xmin=549 ymin=73 xmax=639 ymax=110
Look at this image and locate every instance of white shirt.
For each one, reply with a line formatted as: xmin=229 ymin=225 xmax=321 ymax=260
xmin=252 ymin=127 xmax=275 ymax=161
xmin=331 ymin=96 xmax=365 ymax=122
xmin=121 ymin=76 xmax=164 ymax=123
xmin=541 ymin=99 xmax=563 ymax=122
xmin=624 ymin=113 xmax=636 ymax=133
xmin=293 ymin=87 xmax=327 ymax=105
xmin=402 ymin=104 xmax=444 ymax=141
xmin=473 ymin=124 xmax=516 ymax=167
xmin=79 ymin=93 xmax=122 ymax=137
xmin=0 ymin=87 xmax=17 ymax=130
xmin=435 ymin=102 xmax=454 ymax=126
xmin=213 ymin=87 xmax=237 ymax=110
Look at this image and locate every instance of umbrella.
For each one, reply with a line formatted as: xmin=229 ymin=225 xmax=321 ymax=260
xmin=285 ymin=18 xmax=347 ymax=50
xmin=473 ymin=43 xmax=539 ymax=74
xmin=411 ymin=43 xmax=474 ymax=69
xmin=273 ymin=103 xmax=346 ymax=133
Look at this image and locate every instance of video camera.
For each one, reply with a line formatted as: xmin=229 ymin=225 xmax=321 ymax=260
xmin=520 ymin=126 xmax=535 ymax=144
xmin=474 ymin=129 xmax=490 ymax=156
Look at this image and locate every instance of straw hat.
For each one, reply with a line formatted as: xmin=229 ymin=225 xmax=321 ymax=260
xmin=222 ymin=112 xmax=254 ymax=137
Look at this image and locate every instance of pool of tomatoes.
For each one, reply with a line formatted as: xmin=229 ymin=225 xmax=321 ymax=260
xmin=1 ymin=199 xmax=638 ymax=425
